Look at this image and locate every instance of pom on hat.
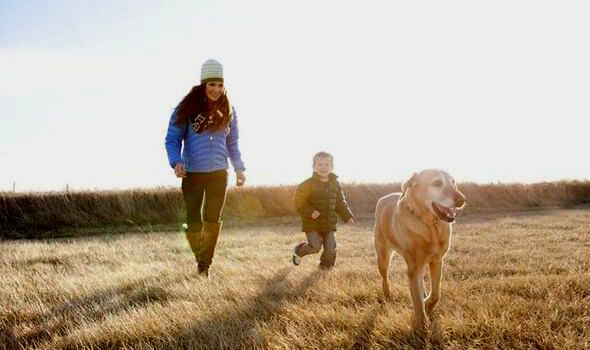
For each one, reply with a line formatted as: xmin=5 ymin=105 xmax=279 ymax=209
xmin=201 ymin=59 xmax=224 ymax=84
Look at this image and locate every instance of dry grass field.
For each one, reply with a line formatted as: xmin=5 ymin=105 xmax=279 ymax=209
xmin=1 ymin=207 xmax=589 ymax=349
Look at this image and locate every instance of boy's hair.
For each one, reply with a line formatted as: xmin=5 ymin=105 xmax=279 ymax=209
xmin=313 ymin=151 xmax=334 ymax=166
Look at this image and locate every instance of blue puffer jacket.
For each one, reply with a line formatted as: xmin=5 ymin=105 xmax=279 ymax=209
xmin=165 ymin=106 xmax=245 ymax=173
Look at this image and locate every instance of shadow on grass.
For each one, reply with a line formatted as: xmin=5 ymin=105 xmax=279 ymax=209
xmin=1 ymin=272 xmax=177 ymax=350
xmin=171 ymin=270 xmax=445 ymax=350
xmin=1 ymin=267 xmax=454 ymax=350
xmin=69 ymin=267 xmax=323 ymax=349
xmin=354 ymin=300 xmax=445 ymax=350
xmin=8 ymin=251 xmax=120 ymax=270
xmin=382 ymin=323 xmax=445 ymax=350
xmin=172 ymin=267 xmax=323 ymax=349
xmin=349 ymin=303 xmax=385 ymax=349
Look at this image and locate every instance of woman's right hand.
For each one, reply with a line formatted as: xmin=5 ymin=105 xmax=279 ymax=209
xmin=174 ymin=163 xmax=187 ymax=178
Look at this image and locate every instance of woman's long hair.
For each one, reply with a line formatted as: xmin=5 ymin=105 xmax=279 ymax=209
xmin=174 ymin=84 xmax=231 ymax=131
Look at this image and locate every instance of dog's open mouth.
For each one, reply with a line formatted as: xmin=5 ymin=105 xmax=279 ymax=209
xmin=432 ymin=202 xmax=456 ymax=222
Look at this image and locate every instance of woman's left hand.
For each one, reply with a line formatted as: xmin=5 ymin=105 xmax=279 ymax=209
xmin=236 ymin=170 xmax=246 ymax=187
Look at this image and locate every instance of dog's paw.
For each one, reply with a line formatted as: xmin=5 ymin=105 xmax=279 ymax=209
xmin=413 ymin=317 xmax=431 ymax=334
xmin=425 ymin=297 xmax=438 ymax=314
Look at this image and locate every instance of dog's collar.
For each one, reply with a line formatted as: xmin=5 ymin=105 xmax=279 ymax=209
xmin=404 ymin=201 xmax=414 ymax=214
xmin=403 ymin=200 xmax=439 ymax=226
xmin=405 ymin=203 xmax=418 ymax=217
xmin=400 ymin=197 xmax=417 ymax=217
xmin=403 ymin=201 xmax=424 ymax=220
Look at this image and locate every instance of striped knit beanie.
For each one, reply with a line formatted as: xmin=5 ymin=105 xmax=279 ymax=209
xmin=200 ymin=59 xmax=224 ymax=84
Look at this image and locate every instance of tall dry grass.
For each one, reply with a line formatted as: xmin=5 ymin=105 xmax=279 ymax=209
xmin=1 ymin=208 xmax=589 ymax=349
xmin=1 ymin=181 xmax=590 ymax=238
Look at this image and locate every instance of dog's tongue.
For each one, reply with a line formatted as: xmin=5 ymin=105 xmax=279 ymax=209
xmin=442 ymin=206 xmax=454 ymax=216
xmin=435 ymin=203 xmax=455 ymax=220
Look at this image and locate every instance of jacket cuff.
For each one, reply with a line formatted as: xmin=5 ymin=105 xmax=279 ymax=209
xmin=171 ymin=160 xmax=182 ymax=169
xmin=303 ymin=206 xmax=316 ymax=218
xmin=341 ymin=210 xmax=354 ymax=222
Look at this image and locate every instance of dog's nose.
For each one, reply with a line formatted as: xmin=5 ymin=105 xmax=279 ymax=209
xmin=454 ymin=191 xmax=466 ymax=208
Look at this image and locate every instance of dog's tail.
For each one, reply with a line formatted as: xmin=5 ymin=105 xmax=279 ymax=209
xmin=374 ymin=196 xmax=385 ymax=236
xmin=374 ymin=192 xmax=401 ymax=236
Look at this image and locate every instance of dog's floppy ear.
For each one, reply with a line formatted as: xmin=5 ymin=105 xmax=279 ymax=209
xmin=401 ymin=172 xmax=418 ymax=197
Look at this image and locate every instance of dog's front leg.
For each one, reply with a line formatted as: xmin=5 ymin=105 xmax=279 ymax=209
xmin=426 ymin=258 xmax=443 ymax=314
xmin=407 ymin=263 xmax=428 ymax=329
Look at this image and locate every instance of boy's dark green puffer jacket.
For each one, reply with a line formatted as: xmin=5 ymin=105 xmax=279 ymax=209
xmin=293 ymin=173 xmax=354 ymax=232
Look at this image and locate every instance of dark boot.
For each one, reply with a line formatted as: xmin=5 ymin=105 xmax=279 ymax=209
xmin=198 ymin=221 xmax=222 ymax=275
xmin=184 ymin=228 xmax=202 ymax=263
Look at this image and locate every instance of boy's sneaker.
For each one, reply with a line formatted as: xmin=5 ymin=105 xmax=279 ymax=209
xmin=292 ymin=245 xmax=302 ymax=266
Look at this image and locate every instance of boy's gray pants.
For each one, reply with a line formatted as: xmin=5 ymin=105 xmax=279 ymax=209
xmin=295 ymin=231 xmax=337 ymax=268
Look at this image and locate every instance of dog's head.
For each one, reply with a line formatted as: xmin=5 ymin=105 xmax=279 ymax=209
xmin=402 ymin=169 xmax=466 ymax=223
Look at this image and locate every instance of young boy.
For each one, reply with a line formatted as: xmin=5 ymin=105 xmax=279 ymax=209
xmin=292 ymin=151 xmax=354 ymax=269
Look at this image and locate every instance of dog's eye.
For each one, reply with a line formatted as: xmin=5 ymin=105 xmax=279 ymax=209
xmin=433 ymin=180 xmax=443 ymax=187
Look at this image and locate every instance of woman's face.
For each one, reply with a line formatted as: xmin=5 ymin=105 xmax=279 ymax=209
xmin=205 ymin=81 xmax=224 ymax=102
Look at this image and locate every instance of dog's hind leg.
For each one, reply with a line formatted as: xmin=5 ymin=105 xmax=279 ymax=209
xmin=376 ymin=239 xmax=394 ymax=301
xmin=374 ymin=196 xmax=395 ymax=301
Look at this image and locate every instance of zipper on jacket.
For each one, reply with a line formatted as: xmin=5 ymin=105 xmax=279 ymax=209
xmin=185 ymin=126 xmax=191 ymax=169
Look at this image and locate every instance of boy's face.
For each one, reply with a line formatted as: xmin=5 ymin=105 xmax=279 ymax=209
xmin=313 ymin=157 xmax=333 ymax=178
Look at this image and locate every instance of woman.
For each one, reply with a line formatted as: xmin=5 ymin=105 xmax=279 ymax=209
xmin=165 ymin=59 xmax=246 ymax=277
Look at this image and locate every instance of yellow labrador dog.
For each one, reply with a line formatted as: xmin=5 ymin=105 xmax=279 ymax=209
xmin=374 ymin=169 xmax=466 ymax=329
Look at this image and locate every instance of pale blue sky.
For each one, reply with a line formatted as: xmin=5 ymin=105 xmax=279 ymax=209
xmin=1 ymin=0 xmax=589 ymax=191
